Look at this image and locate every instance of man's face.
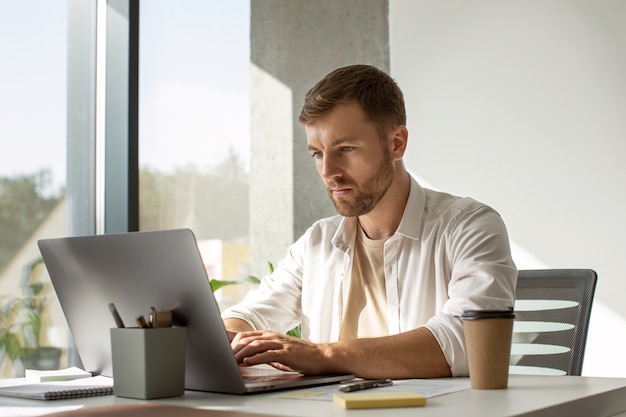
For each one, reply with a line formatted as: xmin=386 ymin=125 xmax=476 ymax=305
xmin=305 ymin=101 xmax=395 ymax=217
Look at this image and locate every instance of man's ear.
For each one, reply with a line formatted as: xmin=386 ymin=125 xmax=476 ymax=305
xmin=390 ymin=125 xmax=408 ymax=160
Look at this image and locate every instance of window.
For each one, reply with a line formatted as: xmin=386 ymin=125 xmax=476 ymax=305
xmin=0 ymin=0 xmax=252 ymax=378
xmin=139 ymin=0 xmax=251 ymax=308
xmin=0 ymin=0 xmax=69 ymax=378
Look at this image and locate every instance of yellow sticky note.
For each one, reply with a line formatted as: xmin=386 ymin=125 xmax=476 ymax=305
xmin=333 ymin=391 xmax=427 ymax=409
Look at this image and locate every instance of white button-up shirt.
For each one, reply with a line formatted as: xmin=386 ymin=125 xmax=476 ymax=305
xmin=222 ymin=176 xmax=517 ymax=376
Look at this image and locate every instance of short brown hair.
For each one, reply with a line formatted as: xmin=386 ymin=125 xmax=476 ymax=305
xmin=298 ymin=64 xmax=406 ymax=136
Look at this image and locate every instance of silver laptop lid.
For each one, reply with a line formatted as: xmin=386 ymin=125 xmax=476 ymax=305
xmin=38 ymin=229 xmax=247 ymax=393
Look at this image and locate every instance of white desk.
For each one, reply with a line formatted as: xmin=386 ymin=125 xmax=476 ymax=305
xmin=0 ymin=375 xmax=625 ymax=417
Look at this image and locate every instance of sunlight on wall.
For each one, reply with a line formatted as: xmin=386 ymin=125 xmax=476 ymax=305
xmin=584 ymin=304 xmax=626 ymax=377
xmin=510 ymin=241 xmax=626 ymax=377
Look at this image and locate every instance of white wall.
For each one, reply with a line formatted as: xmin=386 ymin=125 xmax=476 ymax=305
xmin=390 ymin=0 xmax=626 ymax=377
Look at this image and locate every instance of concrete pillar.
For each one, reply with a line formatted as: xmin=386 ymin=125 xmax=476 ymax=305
xmin=250 ymin=0 xmax=389 ymax=275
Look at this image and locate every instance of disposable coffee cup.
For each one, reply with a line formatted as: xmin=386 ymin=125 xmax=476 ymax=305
xmin=461 ymin=309 xmax=515 ymax=389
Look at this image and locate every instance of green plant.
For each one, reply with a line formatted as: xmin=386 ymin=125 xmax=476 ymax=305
xmin=211 ymin=261 xmax=301 ymax=338
xmin=0 ymin=257 xmax=60 ymax=376
xmin=210 ymin=274 xmax=261 ymax=292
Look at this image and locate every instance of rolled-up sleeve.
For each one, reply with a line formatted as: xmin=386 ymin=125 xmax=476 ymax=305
xmin=423 ymin=205 xmax=517 ymax=376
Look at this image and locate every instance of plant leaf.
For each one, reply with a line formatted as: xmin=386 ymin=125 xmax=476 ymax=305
xmin=210 ymin=276 xmax=260 ymax=293
xmin=5 ymin=333 xmax=23 ymax=360
xmin=286 ymin=324 xmax=301 ymax=338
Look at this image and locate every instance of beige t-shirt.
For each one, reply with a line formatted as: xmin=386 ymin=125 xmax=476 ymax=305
xmin=339 ymin=224 xmax=388 ymax=340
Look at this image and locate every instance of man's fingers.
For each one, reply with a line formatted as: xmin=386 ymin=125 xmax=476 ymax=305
xmin=235 ymin=340 xmax=282 ymax=363
xmin=231 ymin=330 xmax=266 ymax=352
xmin=229 ymin=330 xmax=310 ymax=372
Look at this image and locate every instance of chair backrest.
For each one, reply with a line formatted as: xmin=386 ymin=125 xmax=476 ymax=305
xmin=509 ymin=269 xmax=597 ymax=376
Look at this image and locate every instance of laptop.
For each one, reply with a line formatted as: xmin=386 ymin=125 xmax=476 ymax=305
xmin=38 ymin=228 xmax=354 ymax=394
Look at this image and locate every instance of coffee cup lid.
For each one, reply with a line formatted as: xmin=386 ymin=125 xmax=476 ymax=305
xmin=461 ymin=309 xmax=515 ymax=320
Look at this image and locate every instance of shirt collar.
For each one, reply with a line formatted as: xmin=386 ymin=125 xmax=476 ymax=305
xmin=395 ymin=175 xmax=425 ymax=241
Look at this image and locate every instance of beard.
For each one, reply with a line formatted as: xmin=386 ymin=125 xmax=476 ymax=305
xmin=326 ymin=147 xmax=395 ymax=217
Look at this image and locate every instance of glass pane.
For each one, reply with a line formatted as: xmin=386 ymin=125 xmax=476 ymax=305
xmin=139 ymin=1 xmax=251 ymax=308
xmin=0 ymin=0 xmax=69 ymax=377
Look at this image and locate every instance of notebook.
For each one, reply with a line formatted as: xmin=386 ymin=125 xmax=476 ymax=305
xmin=38 ymin=229 xmax=354 ymax=394
xmin=0 ymin=376 xmax=113 ymax=400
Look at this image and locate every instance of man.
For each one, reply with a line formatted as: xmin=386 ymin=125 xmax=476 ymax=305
xmin=222 ymin=64 xmax=517 ymax=379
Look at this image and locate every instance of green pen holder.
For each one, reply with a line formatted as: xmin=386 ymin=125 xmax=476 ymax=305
xmin=110 ymin=327 xmax=186 ymax=399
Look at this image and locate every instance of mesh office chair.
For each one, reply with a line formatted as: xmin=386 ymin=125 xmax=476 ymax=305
xmin=509 ymin=269 xmax=597 ymax=376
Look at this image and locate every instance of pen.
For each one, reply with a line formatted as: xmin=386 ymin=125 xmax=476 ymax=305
xmin=108 ymin=302 xmax=125 ymax=328
xmin=339 ymin=378 xmax=393 ymax=392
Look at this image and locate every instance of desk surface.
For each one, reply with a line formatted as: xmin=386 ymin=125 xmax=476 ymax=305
xmin=1 ymin=375 xmax=625 ymax=417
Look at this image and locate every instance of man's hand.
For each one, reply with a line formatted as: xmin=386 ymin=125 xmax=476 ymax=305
xmin=223 ymin=318 xmax=452 ymax=379
xmin=230 ymin=330 xmax=330 ymax=375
